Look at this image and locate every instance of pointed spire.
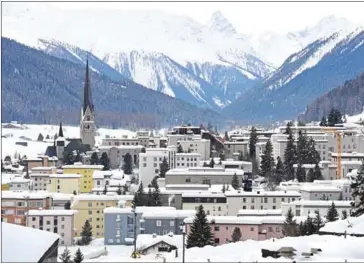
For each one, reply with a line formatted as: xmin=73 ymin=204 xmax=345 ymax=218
xmin=83 ymin=55 xmax=94 ymax=114
xmin=58 ymin=121 xmax=64 ymax=138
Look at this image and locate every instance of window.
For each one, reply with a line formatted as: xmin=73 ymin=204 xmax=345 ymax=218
xmin=163 ymin=230 xmax=168 ymax=235
xmin=214 ymin=226 xmax=220 ymax=231
xmin=276 ymin=227 xmax=281 ymax=232
xmin=170 ymin=221 xmax=174 ymax=227
xmin=32 ymin=217 xmax=36 ymax=221
xmin=260 ymin=205 xmax=263 ymax=209
xmin=243 ymin=198 xmax=246 ymax=203
xmin=88 ymin=202 xmax=92 ymax=207
xmin=273 ymin=198 xmax=276 ymax=203
xmin=242 ymin=206 xmax=246 ymax=209
xmin=218 ymin=207 xmax=221 ymax=211
xmin=143 ymin=163 xmax=147 ymax=167
xmin=61 ymin=225 xmax=65 ymax=229
xmin=46 ymin=220 xmax=50 ymax=225
xmin=154 ymin=157 xmax=157 ymax=162
xmin=214 ymin=238 xmax=220 ymax=244
xmin=154 ymin=163 xmax=157 ymax=167
xmin=185 ymin=178 xmax=191 ymax=183
xmin=108 ymin=239 xmax=114 ymax=243
xmin=88 ymin=211 xmax=92 ymax=215
xmin=292 ymin=198 xmax=295 ymax=202
xmin=156 ymin=220 xmax=162 ymax=227
xmin=15 ymin=218 xmax=21 ymax=224
xmin=207 ymin=210 xmax=210 ymax=215
xmin=46 ymin=228 xmax=51 ymax=231
xmin=226 ymin=226 xmax=228 ymax=230
xmin=268 ymin=227 xmax=273 ymax=232
xmin=250 ymin=227 xmax=254 ymax=231
xmin=158 ymin=247 xmax=169 ymax=252
xmin=273 ymin=206 xmax=276 ymax=209
xmin=61 ymin=217 xmax=65 ymax=221
xmin=127 ymin=217 xmax=133 ymax=224
xmin=264 ymin=198 xmax=268 ymax=203
xmin=281 ymin=198 xmax=285 ymax=202
xmin=251 ymin=205 xmax=255 ymax=209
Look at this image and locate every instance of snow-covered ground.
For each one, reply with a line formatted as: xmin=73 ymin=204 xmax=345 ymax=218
xmin=58 ymin=234 xmax=364 ymax=262
xmin=346 ymin=110 xmax=364 ymax=124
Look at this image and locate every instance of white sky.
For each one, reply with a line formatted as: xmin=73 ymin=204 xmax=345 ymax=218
xmin=50 ymin=1 xmax=364 ymax=34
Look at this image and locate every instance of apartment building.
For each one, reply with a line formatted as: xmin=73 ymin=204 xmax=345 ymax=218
xmin=1 ymin=191 xmax=53 ymax=225
xmin=9 ymin=178 xmax=31 ymax=191
xmin=281 ymin=200 xmax=352 ymax=218
xmin=237 ymin=209 xmax=282 ymax=217
xmin=62 ymin=163 xmax=103 ymax=193
xmin=225 ymin=190 xmax=301 ymax=216
xmin=26 ymin=209 xmax=77 ymax=246
xmin=92 ymin=170 xmax=113 ymax=189
xmin=300 ymin=185 xmax=342 ymax=201
xmin=30 ymin=173 xmax=51 ymax=191
xmin=165 ymin=167 xmax=244 ymax=186
xmin=136 ymin=131 xmax=150 ymax=148
xmin=182 ymin=192 xmax=227 ymax=216
xmin=52 ymin=193 xmax=75 ymax=210
xmin=224 ymin=141 xmax=248 ymax=159
xmin=71 ymin=195 xmax=120 ymax=238
xmin=101 ymin=137 xmax=140 ymax=147
xmin=31 ymin=166 xmax=57 ymax=174
xmin=98 ymin=145 xmax=143 ymax=169
xmin=48 ymin=174 xmax=81 ymax=194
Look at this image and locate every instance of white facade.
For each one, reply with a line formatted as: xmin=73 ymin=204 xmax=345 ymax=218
xmin=182 ymin=192 xmax=228 ymax=216
xmin=300 ymin=186 xmax=342 ymax=201
xmin=30 ymin=173 xmax=50 ymax=191
xmin=168 ymin=133 xmax=210 ymax=160
xmin=225 ymin=190 xmax=301 ymax=216
xmin=9 ymin=178 xmax=31 ymax=191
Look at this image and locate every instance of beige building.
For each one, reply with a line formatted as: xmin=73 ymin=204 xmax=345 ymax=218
xmin=71 ymin=195 xmax=120 ymax=238
xmin=26 ymin=209 xmax=78 ymax=246
xmin=48 ymin=174 xmax=81 ymax=194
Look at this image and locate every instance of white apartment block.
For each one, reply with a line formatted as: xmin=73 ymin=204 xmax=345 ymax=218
xmin=101 ymin=137 xmax=140 ymax=147
xmin=136 ymin=131 xmax=150 ymax=148
xmin=224 ymin=141 xmax=248 ymax=158
xmin=182 ymin=192 xmax=228 ymax=216
xmin=9 ymin=178 xmax=32 ymax=191
xmin=31 ymin=166 xmax=57 ymax=174
xmin=93 ymin=170 xmax=113 ymax=189
xmin=281 ymin=200 xmax=352 ymax=218
xmin=98 ymin=145 xmax=144 ymax=169
xmin=300 ymin=185 xmax=342 ymax=201
xmin=225 ymin=190 xmax=301 ymax=216
xmin=26 ymin=210 xmax=78 ymax=246
xmin=167 ymin=133 xmax=210 ymax=160
xmin=30 ymin=173 xmax=50 ymax=191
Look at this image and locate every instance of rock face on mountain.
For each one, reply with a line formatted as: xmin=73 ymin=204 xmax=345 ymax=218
xmin=2 ymin=38 xmax=225 ymax=128
xmin=300 ymin=72 xmax=364 ymax=122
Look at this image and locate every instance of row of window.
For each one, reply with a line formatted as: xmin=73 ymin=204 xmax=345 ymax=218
xmin=155 ymin=220 xmax=175 ymax=227
xmin=2 ymin=201 xmax=44 ymax=207
xmin=242 ymin=197 xmax=296 ymax=203
xmin=242 ymin=205 xmax=277 ymax=210
xmin=88 ymin=202 xmax=106 ymax=207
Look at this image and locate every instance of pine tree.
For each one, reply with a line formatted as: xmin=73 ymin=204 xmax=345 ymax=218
xmin=64 ymin=201 xmax=71 ymax=210
xmin=59 ymin=247 xmax=72 ymax=263
xmin=46 ymin=134 xmax=50 ymax=140
xmin=102 ymin=184 xmax=108 ymax=195
xmin=37 ymin=133 xmax=44 ymax=142
xmin=222 ymin=184 xmax=226 ymax=193
xmin=282 ymin=208 xmax=298 ymax=237
xmin=284 ymin=121 xmax=293 ymax=135
xmin=73 ymin=248 xmax=84 ymax=263
xmin=122 ymin=153 xmax=133 ymax=175
xmin=90 ymin=152 xmax=99 ymax=165
xmin=147 ymin=188 xmax=153 ymax=206
xmin=141 ymin=147 xmax=146 ymax=153
xmin=249 ymin=127 xmax=258 ymax=174
xmin=73 ymin=190 xmax=77 ymax=195
xmin=305 ymin=215 xmax=316 ymax=235
xmin=177 ymin=144 xmax=184 ymax=153
xmin=296 ymin=164 xmax=306 ymax=182
xmin=224 ymin=131 xmax=229 ymax=141
xmin=151 ymin=176 xmax=162 ymax=206
xmin=186 ymin=205 xmax=214 ymax=248
xmin=275 ymin=156 xmax=284 ymax=185
xmin=342 ymin=210 xmax=348 ymax=219
xmin=209 ymin=158 xmax=215 ymax=168
xmin=284 ymin=129 xmax=296 ymax=181
xmin=80 ymin=220 xmax=93 ymax=245
xmin=351 ymin=161 xmax=364 ymax=217
xmin=219 ymin=152 xmax=226 ymax=161
xmin=313 ymin=210 xmax=324 ymax=233
xmin=260 ymin=140 xmax=276 ymax=189
xmin=100 ymin=152 xmax=110 ymax=171
xmin=306 ymin=168 xmax=315 ymax=182
xmin=133 ymin=182 xmax=146 ymax=206
xmin=231 ymin=173 xmax=239 ymax=190
xmin=231 ymin=227 xmax=242 ymax=242
xmin=298 ymin=221 xmax=307 ymax=236
xmin=319 ymin=116 xmax=327 ymax=127
xmin=238 ymin=151 xmax=244 ymax=161
xmin=297 ymin=130 xmax=309 ymax=164
xmin=116 ymin=184 xmax=122 ymax=195
xmin=326 ymin=202 xmax=339 ymax=222
xmin=314 ymin=164 xmax=323 ymax=180
xmin=74 ymin=151 xmax=82 ymax=163
xmin=159 ymin=157 xmax=169 ymax=178
xmin=307 ymin=137 xmax=320 ymax=164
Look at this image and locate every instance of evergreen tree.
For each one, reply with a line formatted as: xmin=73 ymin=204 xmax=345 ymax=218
xmin=296 ymin=164 xmax=306 ymax=182
xmin=231 ymin=227 xmax=242 ymax=242
xmin=313 ymin=210 xmax=324 ymax=233
xmin=307 ymin=137 xmax=320 ymax=164
xmin=249 ymin=127 xmax=258 ymax=174
xmin=73 ymin=248 xmax=84 ymax=263
xmin=133 ymin=182 xmax=146 ymax=206
xmin=159 ymin=157 xmax=169 ymax=178
xmin=116 ymin=184 xmax=122 ymax=195
xmin=46 ymin=134 xmax=50 ymax=140
xmin=260 ymin=140 xmax=276 ymax=189
xmin=186 ymin=205 xmax=214 ymax=248
xmin=342 ymin=210 xmax=348 ymax=219
xmin=275 ymin=156 xmax=284 ymax=185
xmin=209 ymin=158 xmax=215 ymax=168
xmin=284 ymin=121 xmax=293 ymax=135
xmin=37 ymin=133 xmax=44 ymax=142
xmin=319 ymin=116 xmax=327 ymax=127
xmin=141 ymin=147 xmax=146 ymax=153
xmin=351 ymin=161 xmax=364 ymax=217
xmin=59 ymin=247 xmax=72 ymax=263
xmin=314 ymin=164 xmax=323 ymax=180
xmin=80 ymin=220 xmax=93 ymax=245
xmin=64 ymin=201 xmax=71 ymax=210
xmin=122 ymin=153 xmax=133 ymax=174
xmin=74 ymin=151 xmax=82 ymax=163
xmin=231 ymin=173 xmax=239 ymax=190
xmin=147 ymin=188 xmax=153 ymax=206
xmin=298 ymin=221 xmax=307 ymax=236
xmin=326 ymin=202 xmax=339 ymax=222
xmin=73 ymin=190 xmax=77 ymax=195
xmin=103 ymin=185 xmax=108 ymax=195
xmin=238 ymin=151 xmax=244 ymax=161
xmin=151 ymin=176 xmax=162 ymax=206
xmin=297 ymin=130 xmax=309 ymax=164
xmin=219 ymin=152 xmax=226 ymax=161
xmin=100 ymin=152 xmax=110 ymax=171
xmin=306 ymin=168 xmax=315 ymax=182
xmin=305 ymin=215 xmax=316 ymax=235
xmin=64 ymin=151 xmax=75 ymax=165
xmin=203 ymin=162 xmax=208 ymax=167
xmin=177 ymin=144 xmax=184 ymax=153
xmin=284 ymin=129 xmax=296 ymax=181
xmin=222 ymin=184 xmax=226 ymax=193
xmin=90 ymin=152 xmax=99 ymax=165
xmin=327 ymin=108 xmax=343 ymax=127
xmin=224 ymin=131 xmax=229 ymax=141
xmin=282 ymin=208 xmax=298 ymax=237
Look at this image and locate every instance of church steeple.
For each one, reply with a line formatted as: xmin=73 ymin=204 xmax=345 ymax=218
xmin=83 ymin=57 xmax=94 ymax=115
xmin=58 ymin=121 xmax=64 ymax=138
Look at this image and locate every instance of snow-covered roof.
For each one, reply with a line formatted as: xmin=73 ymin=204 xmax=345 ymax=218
xmin=30 ymin=173 xmax=52 ymax=177
xmin=142 ymin=210 xmax=195 ymax=219
xmin=238 ymin=209 xmax=282 ymax=216
xmin=2 ymin=191 xmax=53 ymax=199
xmin=104 ymin=206 xmax=176 ymax=214
xmin=137 ymin=233 xmax=183 ymax=251
xmin=31 ymin=166 xmax=56 ymax=171
xmin=51 ymin=193 xmax=74 ymax=201
xmin=182 ymin=192 xmax=226 ymax=198
xmin=224 ymin=141 xmax=248 ymax=145
xmin=300 ymin=185 xmax=342 ymax=192
xmin=27 ymin=209 xmax=78 ymax=216
xmin=293 ymin=164 xmax=317 ymax=168
xmin=225 ymin=190 xmax=301 ymax=197
xmin=331 ymin=152 xmax=364 ymax=158
xmin=166 ymin=167 xmax=244 ymax=176
xmin=9 ymin=178 xmax=31 ymax=184
xmin=166 ymin=184 xmax=209 ymax=189
xmin=72 ymin=194 xmax=120 ymax=201
xmin=320 ymin=215 xmax=364 ymax=235
xmin=62 ymin=164 xmax=104 ymax=169
xmin=284 ymin=200 xmax=352 ymax=207
xmin=93 ymin=170 xmax=113 ymax=179
xmin=2 ymin=222 xmax=59 ymax=262
xmin=184 ymin=215 xmax=287 ymax=225
xmin=49 ymin=174 xmax=81 ymax=178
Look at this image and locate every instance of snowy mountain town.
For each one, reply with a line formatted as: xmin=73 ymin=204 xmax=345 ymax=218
xmin=2 ymin=2 xmax=364 ymax=263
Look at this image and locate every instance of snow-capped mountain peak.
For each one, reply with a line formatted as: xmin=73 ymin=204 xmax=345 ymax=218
xmin=208 ymin=11 xmax=236 ymax=35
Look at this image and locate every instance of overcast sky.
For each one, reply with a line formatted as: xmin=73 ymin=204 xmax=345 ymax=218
xmin=50 ymin=1 xmax=364 ymax=34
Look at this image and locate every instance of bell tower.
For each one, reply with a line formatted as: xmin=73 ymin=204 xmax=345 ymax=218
xmin=80 ymin=58 xmax=96 ymax=148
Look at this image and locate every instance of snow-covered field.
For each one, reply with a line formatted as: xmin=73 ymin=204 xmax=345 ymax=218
xmin=58 ymin=235 xmax=364 ymax=262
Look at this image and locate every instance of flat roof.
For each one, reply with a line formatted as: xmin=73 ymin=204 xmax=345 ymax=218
xmin=27 ymin=209 xmax=78 ymax=216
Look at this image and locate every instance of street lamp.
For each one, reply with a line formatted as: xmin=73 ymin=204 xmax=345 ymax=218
xmin=131 ymin=204 xmax=137 ymax=258
xmin=180 ymin=222 xmax=186 ymax=263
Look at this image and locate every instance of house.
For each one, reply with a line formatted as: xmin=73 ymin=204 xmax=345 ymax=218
xmin=2 ymin=222 xmax=60 ymax=263
xmin=281 ymin=200 xmax=352 ymax=217
xmin=48 ymin=173 xmax=81 ymax=194
xmin=103 ymin=206 xmax=176 ymax=245
xmin=71 ymin=194 xmax=120 ymax=238
xmin=137 ymin=233 xmax=182 ymax=255
xmin=223 ymin=141 xmax=248 ymax=159
xmin=1 ymin=191 xmax=53 ymax=225
xmin=9 ymin=178 xmax=31 ymax=191
xmin=22 ymin=156 xmax=51 ymax=171
xmin=26 ymin=209 xmax=77 ymax=246
xmin=92 ymin=170 xmax=113 ymax=189
xmin=225 ymin=190 xmax=301 ymax=216
xmin=62 ymin=163 xmax=103 ymax=193
xmin=300 ymin=185 xmax=342 ymax=201
xmin=182 ymin=192 xmax=227 ymax=216
xmin=98 ymin=145 xmax=144 ymax=169
xmin=165 ymin=167 xmax=244 ymax=186
xmin=141 ymin=210 xmax=195 ymax=235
